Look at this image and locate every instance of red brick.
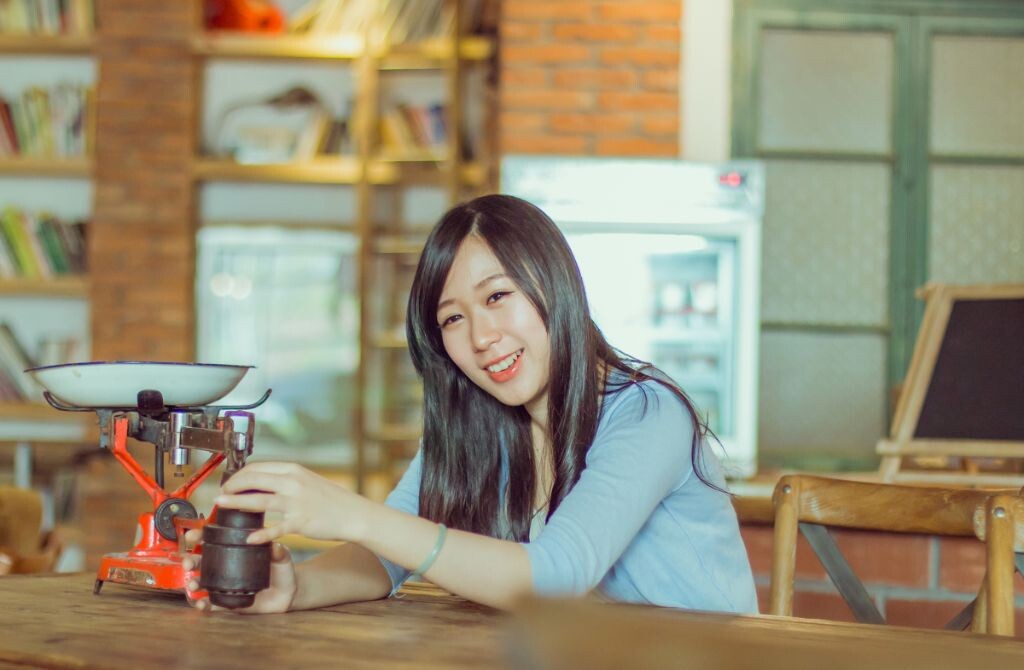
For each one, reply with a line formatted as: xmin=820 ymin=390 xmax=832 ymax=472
xmin=549 ymin=112 xmax=635 ymax=134
xmin=938 ymin=537 xmax=1024 ymax=595
xmin=501 ymin=21 xmax=544 ymax=42
xmin=642 ymin=114 xmax=678 ymax=135
xmin=598 ymin=91 xmax=676 ymax=111
xmin=741 ymin=525 xmax=774 ymax=576
xmin=792 ymin=590 xmax=871 ymax=623
xmin=598 ymin=1 xmax=681 ymax=23
xmin=643 ymin=69 xmax=680 ymax=91
xmin=503 ymin=67 xmax=550 ymax=87
xmin=504 ymin=2 xmax=593 ymax=21
xmin=502 ymin=44 xmax=593 ymax=65
xmin=501 ymin=134 xmax=589 ymax=155
xmin=937 ymin=537 xmax=985 ymax=592
xmin=502 ymin=89 xmax=594 ymax=111
xmin=552 ymin=23 xmax=639 ymax=42
xmin=552 ymin=68 xmax=638 ymax=89
xmin=646 ymin=25 xmax=682 ymax=42
xmin=595 ymin=137 xmax=677 ymax=157
xmin=599 ymin=46 xmax=679 ymax=67
xmin=502 ymin=112 xmax=549 ymax=133
xmin=884 ymin=598 xmax=978 ymax=630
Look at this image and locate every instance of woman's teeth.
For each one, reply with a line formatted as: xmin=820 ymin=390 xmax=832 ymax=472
xmin=487 ymin=350 xmax=521 ymax=373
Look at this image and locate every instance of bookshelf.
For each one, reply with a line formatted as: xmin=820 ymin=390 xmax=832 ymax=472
xmin=0 ymin=12 xmax=95 ymax=465
xmin=190 ymin=0 xmax=498 ymax=491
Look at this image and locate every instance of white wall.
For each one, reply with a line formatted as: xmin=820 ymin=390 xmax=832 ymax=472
xmin=680 ymin=0 xmax=733 ymax=162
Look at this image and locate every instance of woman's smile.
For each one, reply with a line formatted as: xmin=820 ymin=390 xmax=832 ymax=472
xmin=485 ymin=349 xmax=524 ymax=382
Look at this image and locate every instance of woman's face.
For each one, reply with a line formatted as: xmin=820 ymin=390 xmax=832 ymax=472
xmin=436 ymin=235 xmax=550 ymax=420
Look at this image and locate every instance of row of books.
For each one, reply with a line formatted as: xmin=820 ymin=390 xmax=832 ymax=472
xmin=290 ymin=0 xmax=488 ymax=43
xmin=0 ymin=207 xmax=87 ymax=279
xmin=0 ymin=84 xmax=94 ymax=159
xmin=379 ymin=103 xmax=447 ymax=156
xmin=0 ymin=0 xmax=94 ymax=36
xmin=0 ymin=322 xmax=84 ymax=402
xmin=0 ymin=322 xmax=36 ymax=401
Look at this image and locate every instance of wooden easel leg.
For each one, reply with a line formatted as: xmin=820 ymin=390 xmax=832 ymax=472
xmin=879 ymin=456 xmax=901 ymax=482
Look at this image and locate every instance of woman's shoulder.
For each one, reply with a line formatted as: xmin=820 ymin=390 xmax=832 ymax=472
xmin=599 ymin=365 xmax=696 ymax=434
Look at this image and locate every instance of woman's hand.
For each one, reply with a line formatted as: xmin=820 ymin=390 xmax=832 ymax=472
xmin=182 ymin=540 xmax=297 ymax=614
xmin=214 ymin=462 xmax=369 ymax=544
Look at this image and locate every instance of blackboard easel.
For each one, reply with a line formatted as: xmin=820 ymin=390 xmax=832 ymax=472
xmin=877 ymin=283 xmax=1024 ymax=485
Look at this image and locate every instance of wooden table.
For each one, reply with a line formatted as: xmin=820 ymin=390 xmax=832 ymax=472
xmin=2 ymin=574 xmax=1023 ymax=669
xmin=0 ymin=574 xmax=503 ymax=669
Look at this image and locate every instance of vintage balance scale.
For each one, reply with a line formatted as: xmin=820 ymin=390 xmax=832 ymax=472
xmin=27 ymin=361 xmax=273 ymax=607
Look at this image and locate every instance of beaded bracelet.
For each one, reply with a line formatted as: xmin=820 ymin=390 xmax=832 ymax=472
xmin=412 ymin=523 xmax=447 ymax=578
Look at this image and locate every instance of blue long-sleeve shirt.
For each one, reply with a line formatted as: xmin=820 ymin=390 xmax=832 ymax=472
xmin=377 ymin=375 xmax=758 ymax=613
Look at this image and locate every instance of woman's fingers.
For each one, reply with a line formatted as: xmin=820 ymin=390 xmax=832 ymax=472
xmin=247 ymin=523 xmax=286 ymax=545
xmin=220 ymin=465 xmax=304 ymax=495
xmin=214 ymin=493 xmax=276 ymax=512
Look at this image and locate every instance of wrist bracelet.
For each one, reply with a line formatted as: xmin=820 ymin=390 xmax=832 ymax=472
xmin=412 ymin=523 xmax=447 ymax=578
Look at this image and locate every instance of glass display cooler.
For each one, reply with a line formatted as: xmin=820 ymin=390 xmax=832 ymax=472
xmin=502 ymin=157 xmax=764 ymax=477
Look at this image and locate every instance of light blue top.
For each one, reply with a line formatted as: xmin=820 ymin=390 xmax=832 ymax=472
xmin=377 ymin=375 xmax=759 ymax=613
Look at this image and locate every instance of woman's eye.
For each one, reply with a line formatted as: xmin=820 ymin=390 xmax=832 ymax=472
xmin=439 ymin=314 xmax=462 ymax=328
xmin=487 ymin=291 xmax=511 ymax=304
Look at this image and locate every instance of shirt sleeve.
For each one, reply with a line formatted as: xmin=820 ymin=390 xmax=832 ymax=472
xmin=523 ymin=382 xmax=696 ymax=596
xmin=376 ymin=447 xmax=423 ymax=595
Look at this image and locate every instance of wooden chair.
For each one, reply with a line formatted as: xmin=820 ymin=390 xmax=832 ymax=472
xmin=976 ymin=492 xmax=1024 ymax=635
xmin=769 ymin=474 xmax=1021 ymax=634
xmin=0 ymin=486 xmax=62 ymax=575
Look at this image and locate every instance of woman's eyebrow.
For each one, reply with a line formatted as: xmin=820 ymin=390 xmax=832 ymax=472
xmin=437 ymin=274 xmax=508 ymax=311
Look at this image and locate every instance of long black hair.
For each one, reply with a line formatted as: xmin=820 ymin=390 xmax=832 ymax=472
xmin=406 ymin=194 xmax=719 ymax=541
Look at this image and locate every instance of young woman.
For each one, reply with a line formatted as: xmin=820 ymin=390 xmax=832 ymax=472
xmin=185 ymin=194 xmax=757 ymax=614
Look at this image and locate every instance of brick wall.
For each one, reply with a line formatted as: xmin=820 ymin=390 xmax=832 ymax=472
xmin=90 ymin=0 xmax=197 ymax=362
xmin=500 ymin=0 xmax=681 ymax=156
xmin=741 ymin=521 xmax=1024 ymax=633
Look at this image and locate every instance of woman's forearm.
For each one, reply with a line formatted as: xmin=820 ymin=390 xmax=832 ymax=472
xmin=290 ymin=541 xmax=392 ymax=611
xmin=352 ymin=502 xmax=533 ymax=610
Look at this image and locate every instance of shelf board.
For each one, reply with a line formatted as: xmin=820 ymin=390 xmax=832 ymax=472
xmin=190 ymin=32 xmax=494 ymax=64
xmin=382 ymin=36 xmax=494 ymax=63
xmin=0 ymin=33 xmax=94 ymax=54
xmin=192 ymin=157 xmax=363 ymax=184
xmin=0 ymin=275 xmax=89 ymax=297
xmin=373 ymin=236 xmax=425 ymax=255
xmin=191 ymin=32 xmax=363 ymax=60
xmin=0 ymin=156 xmax=92 ymax=177
xmin=0 ymin=402 xmax=93 ymax=423
xmin=193 ymin=156 xmax=487 ymax=186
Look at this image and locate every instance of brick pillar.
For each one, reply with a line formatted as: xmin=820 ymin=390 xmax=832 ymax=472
xmin=500 ymin=0 xmax=681 ymax=156
xmin=91 ymin=0 xmax=197 ymax=361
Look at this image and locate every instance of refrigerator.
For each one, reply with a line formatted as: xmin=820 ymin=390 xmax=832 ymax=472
xmin=502 ymin=157 xmax=763 ymax=478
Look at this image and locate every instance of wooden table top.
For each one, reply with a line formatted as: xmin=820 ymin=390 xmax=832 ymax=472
xmin=2 ymin=574 xmax=1023 ymax=669
xmin=0 ymin=574 xmax=503 ymax=670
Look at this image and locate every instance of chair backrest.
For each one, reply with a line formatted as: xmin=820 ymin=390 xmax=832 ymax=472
xmin=769 ymin=475 xmax=1000 ymax=629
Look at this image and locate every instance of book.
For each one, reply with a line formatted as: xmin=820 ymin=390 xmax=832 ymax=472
xmin=0 ymin=207 xmax=41 ymax=278
xmin=0 ymin=322 xmax=38 ymax=400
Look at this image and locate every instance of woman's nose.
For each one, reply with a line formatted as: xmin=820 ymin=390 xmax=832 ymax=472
xmin=470 ymin=314 xmax=500 ymax=351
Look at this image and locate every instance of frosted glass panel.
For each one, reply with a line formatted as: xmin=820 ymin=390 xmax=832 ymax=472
xmin=196 ymin=226 xmax=360 ymax=466
xmin=929 ymin=165 xmax=1024 ymax=284
xmin=759 ymin=331 xmax=887 ymax=458
xmin=759 ymin=29 xmax=892 ymax=153
xmin=931 ymin=35 xmax=1024 ymax=156
xmin=761 ymin=160 xmax=890 ymax=326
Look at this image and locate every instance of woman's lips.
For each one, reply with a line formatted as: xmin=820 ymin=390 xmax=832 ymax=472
xmin=487 ymin=351 xmax=523 ymax=383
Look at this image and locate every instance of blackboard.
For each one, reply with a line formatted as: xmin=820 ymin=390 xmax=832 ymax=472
xmin=914 ymin=298 xmax=1024 ymax=441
